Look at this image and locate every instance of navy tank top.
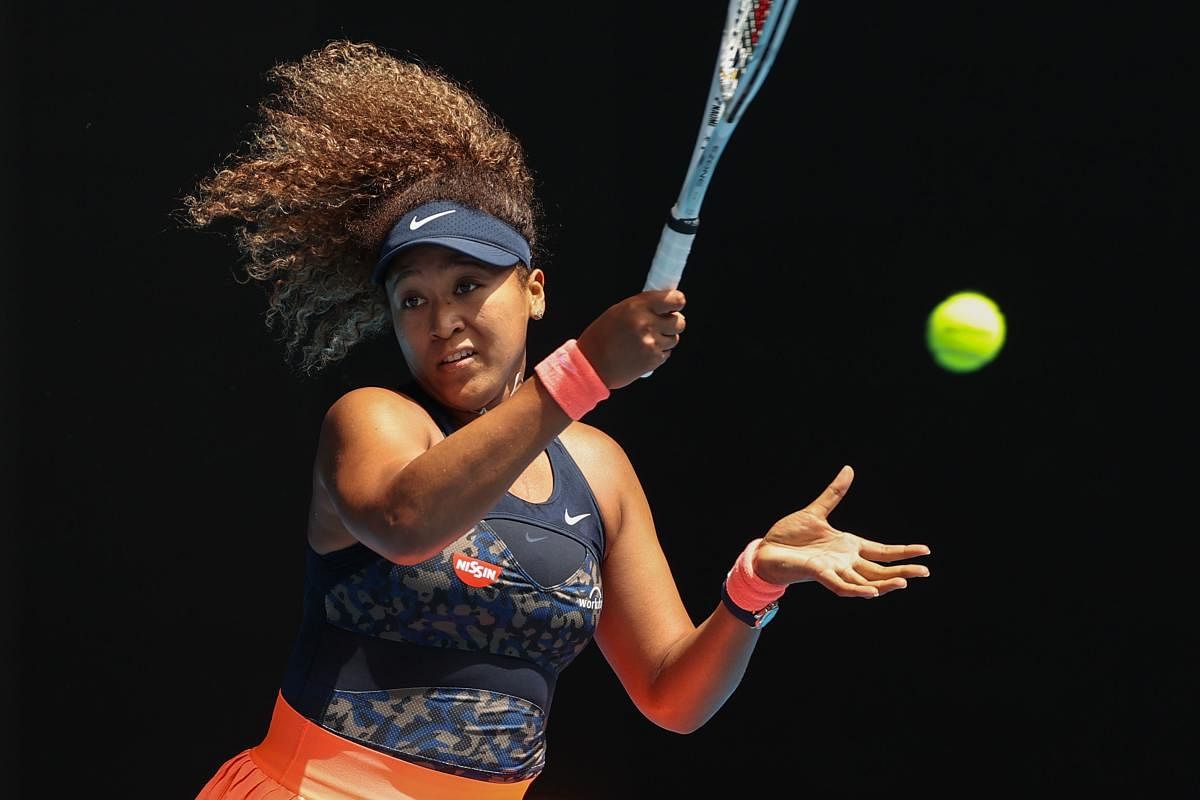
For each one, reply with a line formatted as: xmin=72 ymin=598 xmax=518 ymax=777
xmin=281 ymin=383 xmax=606 ymax=783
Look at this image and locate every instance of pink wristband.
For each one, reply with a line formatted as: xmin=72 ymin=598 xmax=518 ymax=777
xmin=534 ymin=339 xmax=611 ymax=420
xmin=725 ymin=538 xmax=786 ymax=612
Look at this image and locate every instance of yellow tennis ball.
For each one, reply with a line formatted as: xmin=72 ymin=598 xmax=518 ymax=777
xmin=926 ymin=291 xmax=1006 ymax=373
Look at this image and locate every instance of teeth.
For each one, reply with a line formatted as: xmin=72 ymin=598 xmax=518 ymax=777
xmin=443 ymin=349 xmax=474 ymax=363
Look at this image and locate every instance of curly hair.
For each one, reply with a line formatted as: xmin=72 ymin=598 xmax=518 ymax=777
xmin=176 ymin=40 xmax=542 ymax=377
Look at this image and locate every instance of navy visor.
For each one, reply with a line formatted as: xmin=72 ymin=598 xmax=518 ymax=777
xmin=371 ymin=201 xmax=532 ymax=285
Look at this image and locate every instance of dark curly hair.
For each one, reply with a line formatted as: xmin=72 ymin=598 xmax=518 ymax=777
xmin=176 ymin=40 xmax=542 ymax=377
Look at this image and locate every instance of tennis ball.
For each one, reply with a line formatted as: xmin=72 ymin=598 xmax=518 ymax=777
xmin=926 ymin=291 xmax=1006 ymax=373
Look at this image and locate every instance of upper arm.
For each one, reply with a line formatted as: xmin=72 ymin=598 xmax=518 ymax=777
xmin=567 ymin=427 xmax=696 ymax=716
xmin=315 ymin=386 xmax=436 ymax=555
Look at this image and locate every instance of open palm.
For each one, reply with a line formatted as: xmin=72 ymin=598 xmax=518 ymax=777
xmin=754 ymin=466 xmax=931 ymax=598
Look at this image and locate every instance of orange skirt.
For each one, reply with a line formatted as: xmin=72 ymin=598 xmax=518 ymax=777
xmin=195 ymin=692 xmax=535 ymax=800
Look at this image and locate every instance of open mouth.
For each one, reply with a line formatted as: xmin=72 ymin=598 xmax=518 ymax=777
xmin=440 ymin=348 xmax=476 ymax=366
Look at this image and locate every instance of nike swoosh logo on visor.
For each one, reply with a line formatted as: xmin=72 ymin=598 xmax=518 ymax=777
xmin=564 ymin=510 xmax=590 ymax=525
xmin=525 ymin=532 xmax=548 ymax=543
xmin=409 ymin=209 xmax=457 ymax=230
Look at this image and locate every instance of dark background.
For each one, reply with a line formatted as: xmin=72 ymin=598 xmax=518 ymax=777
xmin=4 ymin=2 xmax=1193 ymax=797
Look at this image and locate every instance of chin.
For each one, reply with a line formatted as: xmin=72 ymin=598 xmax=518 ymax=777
xmin=450 ymin=375 xmax=499 ymax=410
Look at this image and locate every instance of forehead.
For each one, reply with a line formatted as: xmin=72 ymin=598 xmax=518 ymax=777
xmin=385 ymin=245 xmax=496 ymax=286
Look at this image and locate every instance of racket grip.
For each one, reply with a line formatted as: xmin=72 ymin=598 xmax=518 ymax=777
xmin=642 ymin=222 xmax=696 ymax=292
xmin=641 ymin=220 xmax=697 ymax=377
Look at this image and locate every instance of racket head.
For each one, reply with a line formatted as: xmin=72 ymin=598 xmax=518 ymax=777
xmin=720 ymin=0 xmax=800 ymax=124
xmin=645 ymin=0 xmax=800 ymax=299
xmin=672 ymin=0 xmax=800 ymax=218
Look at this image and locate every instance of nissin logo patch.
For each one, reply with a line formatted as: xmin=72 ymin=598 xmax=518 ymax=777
xmin=452 ymin=552 xmax=503 ymax=587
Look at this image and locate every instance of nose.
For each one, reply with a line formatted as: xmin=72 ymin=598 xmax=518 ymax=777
xmin=430 ymin=297 xmax=465 ymax=340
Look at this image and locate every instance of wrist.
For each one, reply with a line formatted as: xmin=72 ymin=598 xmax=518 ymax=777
xmin=722 ymin=538 xmax=785 ymax=628
xmin=721 ymin=580 xmax=780 ymax=629
xmin=534 ymin=339 xmax=610 ymax=420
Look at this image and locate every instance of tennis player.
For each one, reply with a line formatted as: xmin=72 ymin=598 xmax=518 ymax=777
xmin=180 ymin=40 xmax=931 ymax=800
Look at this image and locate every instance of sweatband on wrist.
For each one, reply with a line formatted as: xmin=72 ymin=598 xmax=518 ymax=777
xmin=534 ymin=339 xmax=610 ymax=420
xmin=724 ymin=538 xmax=786 ymax=612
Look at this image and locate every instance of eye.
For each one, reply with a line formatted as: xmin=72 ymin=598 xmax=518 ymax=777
xmin=394 ymin=277 xmax=482 ymax=310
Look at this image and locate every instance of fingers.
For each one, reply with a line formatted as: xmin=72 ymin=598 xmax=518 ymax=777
xmin=806 ymin=465 xmax=855 ymax=520
xmin=857 ymin=539 xmax=932 ymax=563
xmin=587 ymin=290 xmax=688 ymax=384
xmin=851 ymin=556 xmax=930 ymax=597
xmin=855 ymin=560 xmax=927 ymax=596
xmin=647 ymin=292 xmax=685 ymax=353
xmin=820 ymin=565 xmax=916 ymax=599
xmin=656 ymin=311 xmax=685 ymax=351
xmin=648 ymin=288 xmax=686 ymax=314
xmin=855 ymin=558 xmax=931 ymax=582
xmin=872 ymin=578 xmax=909 ymax=596
xmin=817 ymin=567 xmax=878 ymax=598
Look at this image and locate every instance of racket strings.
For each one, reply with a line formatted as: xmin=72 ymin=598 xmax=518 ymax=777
xmin=720 ymin=0 xmax=775 ymax=102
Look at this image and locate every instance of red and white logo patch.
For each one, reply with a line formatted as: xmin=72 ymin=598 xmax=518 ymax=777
xmin=452 ymin=552 xmax=503 ymax=587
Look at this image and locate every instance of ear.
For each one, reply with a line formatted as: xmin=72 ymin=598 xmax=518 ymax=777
xmin=527 ymin=268 xmax=546 ymax=320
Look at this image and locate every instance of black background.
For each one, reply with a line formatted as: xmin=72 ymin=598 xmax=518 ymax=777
xmin=4 ymin=2 xmax=1194 ymax=797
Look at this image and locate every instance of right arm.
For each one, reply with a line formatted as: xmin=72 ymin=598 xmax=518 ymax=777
xmin=315 ymin=376 xmax=570 ymax=565
xmin=315 ymin=287 xmax=687 ymax=565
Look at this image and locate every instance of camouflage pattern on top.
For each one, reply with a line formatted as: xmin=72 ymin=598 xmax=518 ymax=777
xmin=317 ymin=519 xmax=603 ymax=781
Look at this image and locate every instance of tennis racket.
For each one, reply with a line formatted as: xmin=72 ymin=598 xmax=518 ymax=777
xmin=642 ymin=0 xmax=800 ymax=375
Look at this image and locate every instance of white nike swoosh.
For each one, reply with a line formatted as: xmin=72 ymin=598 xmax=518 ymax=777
xmin=564 ymin=510 xmax=591 ymax=525
xmin=409 ymin=209 xmax=457 ymax=230
xmin=525 ymin=532 xmax=548 ymax=543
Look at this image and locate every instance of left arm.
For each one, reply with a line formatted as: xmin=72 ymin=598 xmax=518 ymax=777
xmin=572 ymin=425 xmax=762 ymax=733
xmin=572 ymin=429 xmax=931 ymax=734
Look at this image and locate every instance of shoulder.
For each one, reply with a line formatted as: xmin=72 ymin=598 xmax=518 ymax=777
xmin=309 ymin=386 xmax=443 ymax=555
xmin=318 ymin=386 xmax=441 ymax=458
xmin=558 ymin=421 xmax=640 ymax=500
xmin=559 ymin=421 xmax=631 ymax=472
xmin=324 ymin=385 xmax=428 ymax=422
xmin=558 ymin=421 xmax=657 ymax=561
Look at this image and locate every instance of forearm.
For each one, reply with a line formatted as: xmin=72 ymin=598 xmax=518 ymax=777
xmin=646 ymin=603 xmax=762 ymax=734
xmin=380 ymin=375 xmax=570 ymax=562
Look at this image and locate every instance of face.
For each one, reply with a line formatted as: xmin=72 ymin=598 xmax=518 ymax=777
xmin=384 ymin=244 xmax=545 ymax=422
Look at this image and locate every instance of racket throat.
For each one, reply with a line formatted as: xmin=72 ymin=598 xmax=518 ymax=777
xmin=666 ymin=211 xmax=700 ymax=235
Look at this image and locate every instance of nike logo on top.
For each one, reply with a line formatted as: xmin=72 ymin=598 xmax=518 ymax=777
xmin=409 ymin=209 xmax=457 ymax=230
xmin=564 ymin=510 xmax=590 ymax=525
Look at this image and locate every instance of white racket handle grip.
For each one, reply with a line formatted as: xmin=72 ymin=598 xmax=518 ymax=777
xmin=641 ymin=220 xmax=697 ymax=377
xmin=643 ymin=222 xmax=696 ymax=291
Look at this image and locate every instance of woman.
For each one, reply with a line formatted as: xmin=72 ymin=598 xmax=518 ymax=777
xmin=180 ymin=40 xmax=931 ymax=800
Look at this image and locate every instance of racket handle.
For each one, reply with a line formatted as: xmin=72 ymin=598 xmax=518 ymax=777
xmin=643 ymin=221 xmax=696 ymax=292
xmin=641 ymin=219 xmax=697 ymax=377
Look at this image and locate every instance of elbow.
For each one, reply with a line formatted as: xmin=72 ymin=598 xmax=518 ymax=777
xmin=324 ymin=466 xmax=476 ymax=565
xmin=366 ymin=508 xmax=478 ymax=566
xmin=659 ymin=709 xmax=718 ymax=735
xmin=639 ymin=698 xmax=716 ymax=735
xmin=651 ymin=713 xmax=711 ymax=736
xmin=375 ymin=506 xmax=423 ymax=564
xmin=343 ymin=503 xmax=436 ymax=565
xmin=378 ymin=514 xmax=448 ymax=566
